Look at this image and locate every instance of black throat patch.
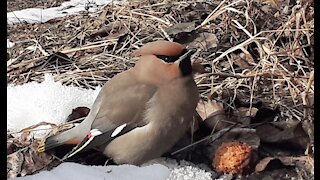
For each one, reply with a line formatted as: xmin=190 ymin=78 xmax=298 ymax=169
xmin=179 ymin=56 xmax=192 ymax=76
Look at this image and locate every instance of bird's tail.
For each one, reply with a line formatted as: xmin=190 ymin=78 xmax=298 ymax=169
xmin=37 ymin=128 xmax=83 ymax=153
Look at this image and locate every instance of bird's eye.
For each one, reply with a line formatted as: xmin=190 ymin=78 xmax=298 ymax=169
xmin=156 ymin=55 xmax=177 ymax=63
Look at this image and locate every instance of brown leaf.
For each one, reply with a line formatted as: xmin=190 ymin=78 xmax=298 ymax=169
xmin=7 ymin=136 xmax=16 ymax=155
xmin=92 ymin=10 xmax=108 ymax=27
xmin=187 ymin=32 xmax=218 ymax=49
xmin=43 ymin=52 xmax=72 ymax=68
xmin=89 ymin=21 xmax=131 ymax=40
xmin=11 ymin=132 xmax=33 ymax=148
xmin=302 ymin=121 xmax=314 ymax=145
xmin=229 ymin=107 xmax=258 ymax=126
xmin=260 ymin=4 xmax=278 ymax=14
xmin=232 ymin=52 xmax=256 ymax=69
xmin=7 ymin=141 xmax=54 ymax=178
xmin=256 ymin=122 xmax=309 ymax=151
xmin=255 ymin=157 xmax=275 ymax=172
xmin=196 ymin=101 xmax=256 ymax=131
xmin=308 ymin=93 xmax=314 ymax=107
xmin=21 ymin=142 xmax=54 ymax=177
xmin=196 ymin=100 xmax=224 ymax=120
xmin=7 ymin=150 xmax=24 ymax=178
xmin=234 ymin=107 xmax=259 ymax=118
xmin=7 ymin=123 xmax=56 ymax=178
xmin=196 ymin=100 xmax=230 ymax=131
xmin=260 ymin=0 xmax=281 ymax=8
xmin=89 ymin=29 xmax=109 ymax=38
xmin=66 ymin=106 xmax=90 ymax=122
xmin=255 ymin=156 xmax=313 ymax=173
xmin=191 ymin=62 xmax=205 ymax=74
xmin=165 ymin=22 xmax=195 ymax=35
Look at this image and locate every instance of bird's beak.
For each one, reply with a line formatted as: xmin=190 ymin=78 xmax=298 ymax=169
xmin=175 ymin=48 xmax=197 ymax=76
xmin=174 ymin=48 xmax=197 ymax=64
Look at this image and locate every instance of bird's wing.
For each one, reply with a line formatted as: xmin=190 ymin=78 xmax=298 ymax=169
xmin=62 ymin=70 xmax=157 ymax=159
xmin=62 ymin=123 xmax=143 ymax=160
xmin=90 ymin=72 xmax=156 ymax=130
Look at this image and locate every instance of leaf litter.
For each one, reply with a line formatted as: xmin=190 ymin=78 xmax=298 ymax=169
xmin=7 ymin=0 xmax=313 ymax=179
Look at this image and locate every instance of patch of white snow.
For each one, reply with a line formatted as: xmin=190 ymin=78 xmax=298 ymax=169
xmin=7 ymin=74 xmax=101 ymax=135
xmin=7 ymin=0 xmax=123 ymax=24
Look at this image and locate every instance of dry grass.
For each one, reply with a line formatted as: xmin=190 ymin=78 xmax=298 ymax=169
xmin=7 ymin=0 xmax=314 ymax=122
xmin=7 ymin=0 xmax=314 ymax=177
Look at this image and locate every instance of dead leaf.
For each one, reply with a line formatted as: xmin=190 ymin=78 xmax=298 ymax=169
xmin=187 ymin=32 xmax=218 ymax=49
xmin=89 ymin=21 xmax=131 ymax=40
xmin=196 ymin=100 xmax=223 ymax=120
xmin=7 ymin=140 xmax=55 ymax=178
xmin=229 ymin=107 xmax=258 ymax=126
xmin=43 ymin=52 xmax=72 ymax=68
xmin=234 ymin=107 xmax=259 ymax=118
xmin=66 ymin=106 xmax=90 ymax=122
xmin=260 ymin=0 xmax=281 ymax=9
xmin=247 ymin=168 xmax=298 ymax=179
xmin=302 ymin=121 xmax=314 ymax=144
xmin=251 ymin=108 xmax=280 ymax=123
xmin=7 ymin=137 xmax=16 ymax=155
xmin=260 ymin=4 xmax=278 ymax=14
xmin=92 ymin=9 xmax=108 ymax=27
xmin=255 ymin=155 xmax=313 ymax=172
xmin=7 ymin=123 xmax=57 ymax=178
xmin=308 ymin=93 xmax=314 ymax=107
xmin=232 ymin=52 xmax=256 ymax=69
xmin=191 ymin=62 xmax=205 ymax=74
xmin=7 ymin=151 xmax=24 ymax=178
xmin=196 ymin=100 xmax=231 ymax=131
xmin=256 ymin=122 xmax=309 ymax=151
xmin=165 ymin=22 xmax=195 ymax=35
xmin=21 ymin=143 xmax=54 ymax=176
xmin=89 ymin=29 xmax=109 ymax=38
xmin=255 ymin=157 xmax=275 ymax=172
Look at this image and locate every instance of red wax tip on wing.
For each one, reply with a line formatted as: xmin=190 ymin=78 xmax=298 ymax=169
xmin=65 ymin=138 xmax=82 ymax=145
xmin=88 ymin=133 xmax=92 ymax=139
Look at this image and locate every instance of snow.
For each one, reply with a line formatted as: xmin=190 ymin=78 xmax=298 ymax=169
xmin=7 ymin=0 xmax=121 ymax=24
xmin=7 ymin=74 xmax=101 ymax=135
xmin=14 ymin=158 xmax=213 ymax=180
xmin=15 ymin=162 xmax=170 ymax=180
xmin=146 ymin=158 xmax=214 ymax=180
xmin=168 ymin=166 xmax=212 ymax=180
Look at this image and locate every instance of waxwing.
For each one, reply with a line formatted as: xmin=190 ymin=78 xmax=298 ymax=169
xmin=38 ymin=40 xmax=200 ymax=165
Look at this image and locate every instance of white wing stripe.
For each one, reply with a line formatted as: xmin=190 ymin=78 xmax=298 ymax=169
xmin=111 ymin=124 xmax=127 ymax=137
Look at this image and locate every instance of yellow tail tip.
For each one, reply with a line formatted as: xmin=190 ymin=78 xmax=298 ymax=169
xmin=37 ymin=139 xmax=46 ymax=152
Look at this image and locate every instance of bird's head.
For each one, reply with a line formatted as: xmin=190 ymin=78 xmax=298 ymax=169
xmin=132 ymin=40 xmax=196 ymax=86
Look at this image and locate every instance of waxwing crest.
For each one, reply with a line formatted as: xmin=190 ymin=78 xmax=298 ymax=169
xmin=132 ymin=40 xmax=185 ymax=57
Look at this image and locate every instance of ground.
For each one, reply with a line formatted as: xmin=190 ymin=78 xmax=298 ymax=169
xmin=7 ymin=0 xmax=314 ymax=179
xmin=7 ymin=0 xmax=68 ymax=12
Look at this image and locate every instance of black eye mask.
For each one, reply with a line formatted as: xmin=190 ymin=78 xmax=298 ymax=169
xmin=156 ymin=48 xmax=197 ymax=76
xmin=155 ymin=49 xmax=189 ymax=63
